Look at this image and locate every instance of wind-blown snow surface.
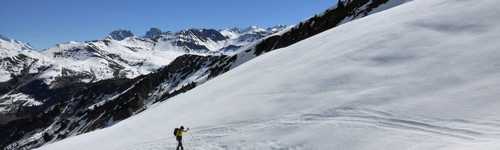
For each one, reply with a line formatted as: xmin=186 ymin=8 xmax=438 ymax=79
xmin=38 ymin=0 xmax=500 ymax=149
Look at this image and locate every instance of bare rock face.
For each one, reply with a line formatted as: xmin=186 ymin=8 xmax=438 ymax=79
xmin=144 ymin=28 xmax=163 ymax=39
xmin=108 ymin=30 xmax=134 ymax=41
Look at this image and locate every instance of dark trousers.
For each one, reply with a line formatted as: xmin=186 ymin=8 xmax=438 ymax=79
xmin=176 ymin=136 xmax=183 ymax=150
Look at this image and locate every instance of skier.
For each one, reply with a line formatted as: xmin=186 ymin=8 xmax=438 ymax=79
xmin=174 ymin=126 xmax=189 ymax=150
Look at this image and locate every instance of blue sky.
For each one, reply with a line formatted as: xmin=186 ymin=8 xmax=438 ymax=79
xmin=0 ymin=0 xmax=335 ymax=49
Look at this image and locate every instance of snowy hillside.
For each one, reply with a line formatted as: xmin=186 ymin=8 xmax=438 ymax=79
xmin=0 ymin=26 xmax=285 ymax=149
xmin=0 ymin=35 xmax=33 ymax=52
xmin=37 ymin=0 xmax=500 ymax=149
xmin=3 ymin=0 xmax=410 ymax=148
xmin=0 ymin=35 xmax=47 ymax=82
xmin=40 ymin=38 xmax=184 ymax=84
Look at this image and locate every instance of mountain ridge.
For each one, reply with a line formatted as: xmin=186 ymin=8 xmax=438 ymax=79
xmin=36 ymin=0 xmax=500 ymax=149
xmin=1 ymin=0 xmax=410 ymax=149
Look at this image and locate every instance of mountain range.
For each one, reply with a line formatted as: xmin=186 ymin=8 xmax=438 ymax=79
xmin=36 ymin=0 xmax=500 ymax=149
xmin=0 ymin=0 xmax=424 ymax=149
xmin=0 ymin=25 xmax=287 ymax=149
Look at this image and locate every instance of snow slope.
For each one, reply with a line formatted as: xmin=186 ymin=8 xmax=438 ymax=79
xmin=0 ymin=36 xmax=49 ymax=82
xmin=38 ymin=0 xmax=500 ymax=149
xmin=40 ymin=38 xmax=185 ymax=83
xmin=0 ymin=35 xmax=33 ymax=51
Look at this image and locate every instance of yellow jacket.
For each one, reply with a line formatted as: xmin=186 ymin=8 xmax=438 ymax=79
xmin=175 ymin=129 xmax=188 ymax=137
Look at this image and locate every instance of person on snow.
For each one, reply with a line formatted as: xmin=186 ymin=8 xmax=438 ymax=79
xmin=174 ymin=126 xmax=189 ymax=150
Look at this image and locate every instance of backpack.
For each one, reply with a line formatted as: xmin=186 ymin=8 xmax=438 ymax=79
xmin=173 ymin=128 xmax=179 ymax=136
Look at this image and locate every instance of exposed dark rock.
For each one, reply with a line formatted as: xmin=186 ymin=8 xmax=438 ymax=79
xmin=178 ymin=29 xmax=228 ymax=42
xmin=220 ymin=45 xmax=242 ymax=52
xmin=109 ymin=30 xmax=134 ymax=41
xmin=254 ymin=0 xmax=391 ymax=56
xmin=144 ymin=28 xmax=163 ymax=39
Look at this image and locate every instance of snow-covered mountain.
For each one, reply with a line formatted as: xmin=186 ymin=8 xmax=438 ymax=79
xmin=2 ymin=0 xmax=412 ymax=149
xmin=0 ymin=26 xmax=285 ymax=149
xmin=36 ymin=0 xmax=500 ymax=149
xmin=0 ymin=35 xmax=47 ymax=82
xmin=219 ymin=25 xmax=289 ymax=50
xmin=2 ymin=26 xmax=285 ymax=85
xmin=39 ymin=26 xmax=287 ymax=85
xmin=0 ymin=37 xmax=52 ymax=114
xmin=0 ymin=35 xmax=33 ymax=51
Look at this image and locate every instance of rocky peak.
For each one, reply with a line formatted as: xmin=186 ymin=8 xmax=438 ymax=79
xmin=177 ymin=28 xmax=227 ymax=42
xmin=144 ymin=28 xmax=163 ymax=39
xmin=108 ymin=30 xmax=134 ymax=41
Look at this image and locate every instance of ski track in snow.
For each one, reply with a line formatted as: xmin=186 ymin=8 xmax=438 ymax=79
xmin=118 ymin=107 xmax=500 ymax=150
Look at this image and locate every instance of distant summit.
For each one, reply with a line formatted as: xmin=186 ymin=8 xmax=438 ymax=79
xmin=0 ymin=34 xmax=10 ymax=41
xmin=108 ymin=29 xmax=134 ymax=40
xmin=0 ymin=34 xmax=33 ymax=51
xmin=144 ymin=28 xmax=163 ymax=39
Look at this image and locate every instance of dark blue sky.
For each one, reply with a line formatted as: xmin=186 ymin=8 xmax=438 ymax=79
xmin=0 ymin=0 xmax=335 ymax=49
